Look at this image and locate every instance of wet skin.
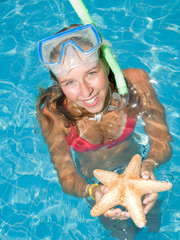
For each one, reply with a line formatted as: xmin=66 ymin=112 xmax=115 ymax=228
xmin=40 ymin=61 xmax=172 ymax=220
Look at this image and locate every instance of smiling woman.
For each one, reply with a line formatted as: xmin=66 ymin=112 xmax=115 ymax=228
xmin=0 ymin=0 xmax=179 ymax=239
xmin=36 ymin=22 xmax=172 ymax=235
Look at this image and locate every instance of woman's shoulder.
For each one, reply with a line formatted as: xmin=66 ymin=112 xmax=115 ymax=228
xmin=40 ymin=102 xmax=68 ymax=131
xmin=41 ymin=102 xmax=60 ymax=119
xmin=122 ymin=68 xmax=150 ymax=85
xmin=123 ymin=68 xmax=157 ymax=115
xmin=122 ymin=68 xmax=155 ymax=97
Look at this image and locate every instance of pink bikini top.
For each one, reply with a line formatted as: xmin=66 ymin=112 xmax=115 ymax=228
xmin=65 ymin=115 xmax=136 ymax=152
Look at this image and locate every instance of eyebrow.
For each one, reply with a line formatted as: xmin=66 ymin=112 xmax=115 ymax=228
xmin=86 ymin=65 xmax=99 ymax=73
xmin=59 ymin=79 xmax=70 ymax=84
xmin=59 ymin=79 xmax=73 ymax=86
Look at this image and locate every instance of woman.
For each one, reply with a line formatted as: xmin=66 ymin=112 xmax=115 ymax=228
xmin=36 ymin=23 xmax=172 ymax=221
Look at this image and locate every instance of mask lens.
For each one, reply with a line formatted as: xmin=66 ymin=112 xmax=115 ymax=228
xmin=38 ymin=24 xmax=102 ymax=77
xmin=38 ymin=24 xmax=102 ymax=65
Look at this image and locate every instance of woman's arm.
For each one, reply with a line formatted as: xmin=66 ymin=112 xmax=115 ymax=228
xmin=123 ymin=68 xmax=172 ymax=168
xmin=92 ymin=69 xmax=172 ymax=220
xmin=39 ymin=106 xmax=88 ymax=198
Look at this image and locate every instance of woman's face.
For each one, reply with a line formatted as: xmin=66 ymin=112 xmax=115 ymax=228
xmin=56 ymin=60 xmax=109 ymax=114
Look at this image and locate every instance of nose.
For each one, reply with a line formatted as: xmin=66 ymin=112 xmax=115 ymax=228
xmin=79 ymin=81 xmax=93 ymax=98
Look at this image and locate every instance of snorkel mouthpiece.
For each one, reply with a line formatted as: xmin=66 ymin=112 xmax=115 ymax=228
xmin=69 ymin=0 xmax=129 ymax=105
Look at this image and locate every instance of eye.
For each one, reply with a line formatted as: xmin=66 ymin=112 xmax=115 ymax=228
xmin=65 ymin=80 xmax=74 ymax=86
xmin=60 ymin=78 xmax=76 ymax=88
xmin=88 ymin=71 xmax=96 ymax=77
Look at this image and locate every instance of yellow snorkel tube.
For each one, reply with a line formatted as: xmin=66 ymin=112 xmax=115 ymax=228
xmin=69 ymin=0 xmax=129 ymax=109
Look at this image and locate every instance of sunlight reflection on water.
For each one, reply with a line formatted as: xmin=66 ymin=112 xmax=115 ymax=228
xmin=0 ymin=0 xmax=179 ymax=239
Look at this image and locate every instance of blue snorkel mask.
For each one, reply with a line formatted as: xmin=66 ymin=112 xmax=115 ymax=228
xmin=38 ymin=24 xmax=102 ymax=78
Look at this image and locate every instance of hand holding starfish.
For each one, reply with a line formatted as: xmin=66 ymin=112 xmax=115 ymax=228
xmin=91 ymin=154 xmax=172 ymax=228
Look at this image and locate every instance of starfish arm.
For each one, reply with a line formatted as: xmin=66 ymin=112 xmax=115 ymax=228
xmin=123 ymin=154 xmax=142 ymax=178
xmin=133 ymin=179 xmax=172 ymax=195
xmin=93 ymin=169 xmax=119 ymax=186
xmin=125 ymin=188 xmax=146 ymax=228
xmin=90 ymin=190 xmax=119 ymax=217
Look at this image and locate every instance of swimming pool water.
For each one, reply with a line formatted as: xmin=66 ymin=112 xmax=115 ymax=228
xmin=0 ymin=0 xmax=180 ymax=239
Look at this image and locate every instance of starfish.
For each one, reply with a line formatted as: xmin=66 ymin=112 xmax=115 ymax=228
xmin=90 ymin=154 xmax=172 ymax=228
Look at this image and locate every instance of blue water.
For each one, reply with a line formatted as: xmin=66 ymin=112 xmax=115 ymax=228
xmin=0 ymin=0 xmax=179 ymax=239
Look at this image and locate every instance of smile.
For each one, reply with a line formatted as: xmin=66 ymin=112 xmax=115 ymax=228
xmin=83 ymin=94 xmax=100 ymax=107
xmin=84 ymin=95 xmax=98 ymax=104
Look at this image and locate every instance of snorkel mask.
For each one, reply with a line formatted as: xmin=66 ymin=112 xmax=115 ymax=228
xmin=38 ymin=24 xmax=102 ymax=78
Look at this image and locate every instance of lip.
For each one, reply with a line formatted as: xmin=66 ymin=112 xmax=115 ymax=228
xmin=82 ymin=94 xmax=100 ymax=108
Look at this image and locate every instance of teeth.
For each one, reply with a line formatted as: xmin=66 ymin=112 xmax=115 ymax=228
xmin=84 ymin=95 xmax=97 ymax=104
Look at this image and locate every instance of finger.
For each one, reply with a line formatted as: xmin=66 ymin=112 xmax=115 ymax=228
xmin=123 ymin=211 xmax=131 ymax=218
xmin=95 ymin=185 xmax=111 ymax=202
xmin=103 ymin=208 xmax=120 ymax=218
xmin=104 ymin=208 xmax=130 ymax=220
xmin=144 ymin=199 xmax=156 ymax=215
xmin=99 ymin=185 xmax=110 ymax=194
xmin=143 ymin=192 xmax=158 ymax=205
xmin=141 ymin=170 xmax=150 ymax=180
xmin=141 ymin=167 xmax=155 ymax=180
xmin=116 ymin=209 xmax=130 ymax=219
xmin=112 ymin=210 xmax=130 ymax=220
xmin=143 ymin=194 xmax=158 ymax=215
